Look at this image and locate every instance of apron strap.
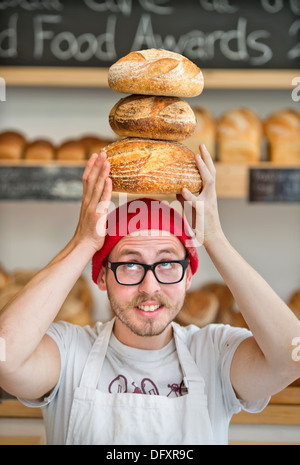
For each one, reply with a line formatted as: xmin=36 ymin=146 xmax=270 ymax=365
xmin=172 ymin=323 xmax=206 ymax=395
xmin=79 ymin=318 xmax=115 ymax=389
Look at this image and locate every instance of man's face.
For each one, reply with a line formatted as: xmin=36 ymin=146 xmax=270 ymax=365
xmin=98 ymin=231 xmax=192 ymax=347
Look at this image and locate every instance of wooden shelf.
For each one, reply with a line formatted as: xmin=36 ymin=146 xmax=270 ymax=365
xmin=0 ymin=67 xmax=298 ymax=89
xmin=0 ymin=160 xmax=299 ymax=200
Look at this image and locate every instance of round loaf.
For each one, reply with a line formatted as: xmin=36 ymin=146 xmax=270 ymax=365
xmin=218 ymin=107 xmax=262 ymax=163
xmin=109 ymin=95 xmax=196 ymax=141
xmin=264 ymin=109 xmax=300 ymax=164
xmin=0 ymin=130 xmax=26 ymax=160
xmin=0 ymin=265 xmax=10 ymax=292
xmin=288 ymin=290 xmax=300 ymax=320
xmin=104 ymin=138 xmax=202 ymax=194
xmin=176 ymin=290 xmax=219 ymax=327
xmin=79 ymin=135 xmax=117 ymax=158
xmin=24 ymin=139 xmax=55 ymax=160
xmin=264 ymin=109 xmax=300 ymax=143
xmin=183 ymin=107 xmax=216 ymax=158
xmin=108 ymin=49 xmax=204 ymax=98
xmin=56 ymin=140 xmax=86 ymax=161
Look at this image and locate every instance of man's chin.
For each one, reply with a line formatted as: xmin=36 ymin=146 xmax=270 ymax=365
xmin=114 ymin=307 xmax=176 ymax=338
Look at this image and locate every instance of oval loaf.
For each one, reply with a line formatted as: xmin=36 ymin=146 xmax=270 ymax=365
xmin=104 ymin=138 xmax=202 ymax=194
xmin=108 ymin=49 xmax=204 ymax=98
xmin=109 ymin=95 xmax=196 ymax=141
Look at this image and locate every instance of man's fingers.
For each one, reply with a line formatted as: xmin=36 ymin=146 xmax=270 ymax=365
xmin=85 ymin=152 xmax=107 ymax=199
xmin=90 ymin=160 xmax=111 ymax=210
xmin=82 ymin=153 xmax=98 ymax=194
xmin=199 ymin=144 xmax=216 ymax=177
xmin=195 ymin=152 xmax=216 ymax=190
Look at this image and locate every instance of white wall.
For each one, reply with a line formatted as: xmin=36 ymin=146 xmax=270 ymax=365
xmin=0 ymin=85 xmax=299 ymax=321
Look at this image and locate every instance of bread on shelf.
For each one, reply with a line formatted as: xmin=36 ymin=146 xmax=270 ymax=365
xmin=56 ymin=139 xmax=86 ymax=161
xmin=109 ymin=95 xmax=196 ymax=141
xmin=79 ymin=135 xmax=117 ymax=158
xmin=176 ymin=289 xmax=219 ymax=327
xmin=218 ymin=107 xmax=263 ymax=163
xmin=0 ymin=131 xmax=26 ymax=160
xmin=288 ymin=289 xmax=300 ymax=320
xmin=0 ymin=267 xmax=94 ymax=326
xmin=0 ymin=265 xmax=10 ymax=292
xmin=24 ymin=139 xmax=55 ymax=160
xmin=183 ymin=107 xmax=216 ymax=158
xmin=264 ymin=109 xmax=300 ymax=164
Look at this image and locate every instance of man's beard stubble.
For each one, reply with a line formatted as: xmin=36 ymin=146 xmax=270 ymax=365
xmin=106 ymin=284 xmax=186 ymax=338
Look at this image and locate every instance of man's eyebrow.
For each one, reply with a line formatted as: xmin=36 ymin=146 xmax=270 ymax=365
xmin=118 ymin=249 xmax=143 ymax=258
xmin=118 ymin=248 xmax=181 ymax=259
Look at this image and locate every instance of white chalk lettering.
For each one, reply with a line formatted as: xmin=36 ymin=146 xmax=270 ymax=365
xmin=0 ymin=13 xmax=18 ymax=58
xmin=131 ymin=14 xmax=273 ymax=65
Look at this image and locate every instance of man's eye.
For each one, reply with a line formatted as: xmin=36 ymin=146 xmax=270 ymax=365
xmin=125 ymin=263 xmax=140 ymax=270
xmin=158 ymin=262 xmax=172 ymax=269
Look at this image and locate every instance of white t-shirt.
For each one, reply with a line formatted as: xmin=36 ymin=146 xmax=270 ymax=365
xmin=20 ymin=320 xmax=269 ymax=445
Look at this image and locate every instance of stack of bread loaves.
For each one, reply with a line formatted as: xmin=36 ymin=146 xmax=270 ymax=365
xmin=105 ymin=49 xmax=204 ymax=194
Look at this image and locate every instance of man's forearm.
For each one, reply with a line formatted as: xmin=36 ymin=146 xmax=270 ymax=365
xmin=0 ymin=238 xmax=94 ymax=372
xmin=205 ymin=233 xmax=300 ymax=378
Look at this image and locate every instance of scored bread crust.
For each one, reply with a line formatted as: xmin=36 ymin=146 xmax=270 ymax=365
xmin=108 ymin=49 xmax=204 ymax=98
xmin=109 ymin=95 xmax=196 ymax=141
xmin=105 ymin=138 xmax=202 ymax=194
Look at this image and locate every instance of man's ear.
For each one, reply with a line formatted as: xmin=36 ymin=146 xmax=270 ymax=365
xmin=97 ymin=267 xmax=107 ymax=291
xmin=185 ymin=264 xmax=193 ymax=292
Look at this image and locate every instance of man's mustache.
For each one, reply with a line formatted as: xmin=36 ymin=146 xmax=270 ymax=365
xmin=127 ymin=294 xmax=173 ymax=309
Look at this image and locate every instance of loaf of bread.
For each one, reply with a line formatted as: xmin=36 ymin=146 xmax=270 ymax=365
xmin=24 ymin=139 xmax=55 ymax=160
xmin=108 ymin=49 xmax=204 ymax=98
xmin=176 ymin=290 xmax=219 ymax=327
xmin=0 ymin=265 xmax=10 ymax=292
xmin=218 ymin=108 xmax=262 ymax=163
xmin=264 ymin=109 xmax=300 ymax=164
xmin=201 ymin=282 xmax=234 ymax=322
xmin=109 ymin=95 xmax=196 ymax=141
xmin=0 ymin=285 xmax=23 ymax=313
xmin=0 ymin=131 xmax=26 ymax=160
xmin=288 ymin=290 xmax=300 ymax=320
xmin=183 ymin=107 xmax=216 ymax=158
xmin=56 ymin=140 xmax=86 ymax=161
xmin=11 ymin=269 xmax=38 ymax=286
xmin=80 ymin=135 xmax=117 ymax=158
xmin=104 ymin=138 xmax=202 ymax=194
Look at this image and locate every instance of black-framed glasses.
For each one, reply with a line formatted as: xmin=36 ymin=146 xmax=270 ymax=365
xmin=104 ymin=258 xmax=189 ymax=286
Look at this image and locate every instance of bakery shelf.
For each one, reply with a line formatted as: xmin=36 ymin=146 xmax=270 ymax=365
xmin=0 ymin=160 xmax=299 ymax=200
xmin=0 ymin=67 xmax=298 ymax=89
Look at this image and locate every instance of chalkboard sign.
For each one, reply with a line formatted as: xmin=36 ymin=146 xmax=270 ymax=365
xmin=0 ymin=0 xmax=299 ymax=70
xmin=249 ymin=168 xmax=300 ymax=202
xmin=0 ymin=166 xmax=83 ymax=201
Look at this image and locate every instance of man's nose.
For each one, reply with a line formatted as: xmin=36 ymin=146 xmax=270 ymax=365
xmin=138 ymin=269 xmax=161 ymax=293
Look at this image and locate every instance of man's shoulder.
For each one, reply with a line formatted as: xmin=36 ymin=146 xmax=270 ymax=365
xmin=174 ymin=321 xmax=251 ymax=350
xmin=46 ymin=318 xmax=109 ymax=349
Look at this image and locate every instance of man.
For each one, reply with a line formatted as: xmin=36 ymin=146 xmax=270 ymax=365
xmin=0 ymin=145 xmax=299 ymax=445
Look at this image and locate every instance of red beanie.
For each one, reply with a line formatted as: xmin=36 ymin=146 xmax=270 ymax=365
xmin=92 ymin=197 xmax=198 ymax=284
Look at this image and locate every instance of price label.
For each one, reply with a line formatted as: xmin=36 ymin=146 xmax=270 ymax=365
xmin=249 ymin=168 xmax=300 ymax=203
xmin=0 ymin=166 xmax=83 ymax=201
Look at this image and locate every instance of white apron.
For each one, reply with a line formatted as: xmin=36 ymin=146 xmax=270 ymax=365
xmin=66 ymin=318 xmax=213 ymax=445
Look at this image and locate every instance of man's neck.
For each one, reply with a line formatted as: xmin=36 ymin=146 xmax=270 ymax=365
xmin=113 ymin=318 xmax=174 ymax=350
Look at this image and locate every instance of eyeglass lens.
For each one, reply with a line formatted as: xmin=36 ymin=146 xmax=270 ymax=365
xmin=116 ymin=262 xmax=184 ymax=285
